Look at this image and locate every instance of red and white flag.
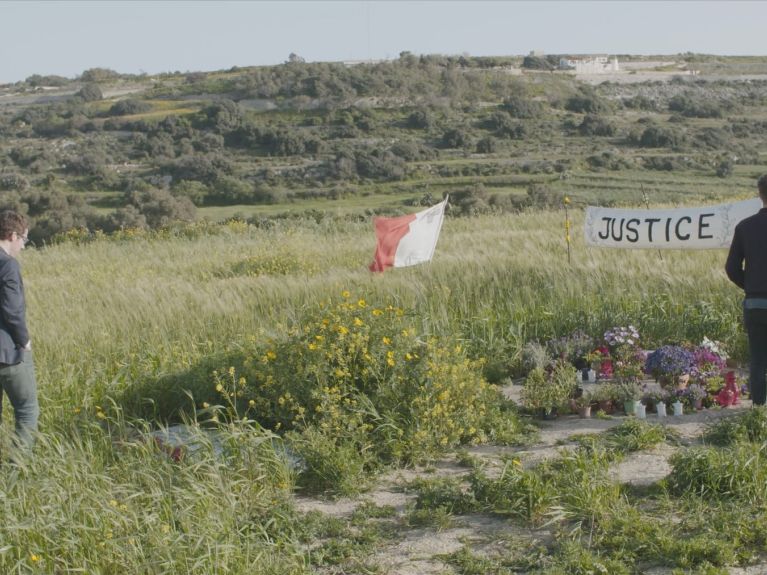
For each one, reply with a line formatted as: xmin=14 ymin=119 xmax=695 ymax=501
xmin=369 ymin=198 xmax=448 ymax=272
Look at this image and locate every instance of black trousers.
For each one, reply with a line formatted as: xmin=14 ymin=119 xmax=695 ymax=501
xmin=745 ymin=307 xmax=767 ymax=406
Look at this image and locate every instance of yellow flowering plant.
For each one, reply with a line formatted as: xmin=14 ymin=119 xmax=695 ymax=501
xmin=208 ymin=292 xmax=522 ymax=487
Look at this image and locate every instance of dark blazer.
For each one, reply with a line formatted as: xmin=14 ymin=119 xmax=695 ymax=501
xmin=725 ymin=207 xmax=767 ymax=298
xmin=0 ymin=249 xmax=29 ymax=365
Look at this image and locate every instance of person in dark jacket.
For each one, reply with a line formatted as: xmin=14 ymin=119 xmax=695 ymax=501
xmin=726 ymin=174 xmax=767 ymax=405
xmin=0 ymin=211 xmax=37 ymax=447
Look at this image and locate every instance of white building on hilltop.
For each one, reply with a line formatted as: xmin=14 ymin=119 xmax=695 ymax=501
xmin=559 ymin=55 xmax=619 ymax=73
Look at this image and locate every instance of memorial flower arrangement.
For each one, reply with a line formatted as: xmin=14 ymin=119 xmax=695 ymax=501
xmin=586 ymin=346 xmax=612 ymax=379
xmin=644 ymin=345 xmax=696 ymax=385
xmin=603 ymin=325 xmax=640 ymax=349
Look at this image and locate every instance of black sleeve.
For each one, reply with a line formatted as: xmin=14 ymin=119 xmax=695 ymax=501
xmin=0 ymin=259 xmax=29 ymax=347
xmin=725 ymin=225 xmax=745 ymax=290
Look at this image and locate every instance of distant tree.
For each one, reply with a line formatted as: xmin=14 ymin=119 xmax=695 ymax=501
xmin=162 ymin=153 xmax=233 ymax=184
xmin=0 ymin=173 xmax=29 ymax=191
xmin=109 ymin=99 xmax=151 ymax=116
xmin=636 ymin=125 xmax=686 ymax=149
xmin=716 ymin=158 xmax=734 ymax=177
xmin=406 ymin=108 xmax=434 ymax=130
xmin=565 ymin=87 xmax=612 ymax=114
xmin=80 ymin=68 xmax=120 ymax=83
xmin=208 ymin=176 xmax=253 ymax=205
xmin=441 ymin=127 xmax=470 ymax=149
xmin=578 ymin=114 xmax=616 ymax=136
xmin=287 ymin=52 xmax=306 ymax=64
xmin=96 ymin=205 xmax=148 ymax=232
xmin=77 ymin=83 xmax=103 ymax=102
xmin=521 ymin=55 xmax=553 ymax=70
xmin=124 ymin=188 xmax=196 ymax=228
xmin=502 ymin=95 xmax=543 ymax=119
xmin=25 ymin=74 xmax=69 ymax=87
xmin=171 ymin=180 xmax=209 ymax=206
xmin=476 ymin=136 xmax=497 ymax=154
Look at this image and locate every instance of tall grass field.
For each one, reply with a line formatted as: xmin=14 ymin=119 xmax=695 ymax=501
xmin=1 ymin=206 xmax=752 ymax=573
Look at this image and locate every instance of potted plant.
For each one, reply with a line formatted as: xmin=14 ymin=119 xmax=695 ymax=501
xmin=573 ymin=391 xmax=593 ymax=418
xmin=614 ymin=381 xmax=643 ymax=415
xmin=643 ymin=387 xmax=669 ymax=417
xmin=644 ymin=345 xmax=696 ymax=389
xmin=590 ymin=383 xmax=616 ymax=415
xmin=586 ymin=347 xmax=611 ymax=380
xmin=684 ymin=383 xmax=708 ymax=411
xmin=521 ymin=361 xmax=578 ymax=419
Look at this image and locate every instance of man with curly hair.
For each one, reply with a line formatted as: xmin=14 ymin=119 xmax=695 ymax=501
xmin=726 ymin=174 xmax=767 ymax=406
xmin=0 ymin=211 xmax=38 ymax=447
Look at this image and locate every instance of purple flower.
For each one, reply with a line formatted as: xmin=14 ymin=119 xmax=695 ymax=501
xmin=644 ymin=345 xmax=696 ymax=380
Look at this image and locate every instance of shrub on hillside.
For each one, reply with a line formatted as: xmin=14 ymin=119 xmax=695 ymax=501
xmin=76 ymin=83 xmax=103 ymax=102
xmin=502 ymin=95 xmax=544 ymax=119
xmin=109 ymin=99 xmax=151 ymax=116
xmin=578 ymin=114 xmax=616 ymax=137
xmin=123 ymin=188 xmax=196 ymax=228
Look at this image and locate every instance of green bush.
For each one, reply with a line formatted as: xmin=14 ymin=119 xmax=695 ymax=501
xmin=210 ymin=293 xmax=523 ymax=466
xmin=703 ymin=407 xmax=767 ymax=446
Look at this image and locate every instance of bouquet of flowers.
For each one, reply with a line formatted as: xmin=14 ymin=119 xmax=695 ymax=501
xmin=644 ymin=345 xmax=695 ymax=385
xmin=603 ymin=325 xmax=640 ymax=349
xmin=699 ymin=337 xmax=728 ymax=362
xmin=586 ymin=346 xmax=612 ymax=378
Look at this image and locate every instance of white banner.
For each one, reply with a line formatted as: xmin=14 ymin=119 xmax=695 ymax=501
xmin=584 ymin=198 xmax=762 ymax=249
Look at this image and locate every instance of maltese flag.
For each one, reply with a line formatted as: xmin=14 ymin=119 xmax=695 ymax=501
xmin=369 ymin=197 xmax=448 ymax=272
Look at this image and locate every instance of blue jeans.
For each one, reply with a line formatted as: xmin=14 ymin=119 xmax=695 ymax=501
xmin=0 ymin=350 xmax=38 ymax=448
xmin=745 ymin=307 xmax=767 ymax=406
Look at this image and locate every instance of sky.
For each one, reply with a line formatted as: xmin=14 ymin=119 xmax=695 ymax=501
xmin=2 ymin=0 xmax=766 ymax=84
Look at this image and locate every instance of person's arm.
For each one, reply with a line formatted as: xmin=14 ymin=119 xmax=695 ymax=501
xmin=725 ymin=225 xmax=746 ymax=290
xmin=0 ymin=259 xmax=29 ymax=348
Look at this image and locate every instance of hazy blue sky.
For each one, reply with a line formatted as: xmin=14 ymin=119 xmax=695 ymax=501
xmin=2 ymin=0 xmax=765 ymax=84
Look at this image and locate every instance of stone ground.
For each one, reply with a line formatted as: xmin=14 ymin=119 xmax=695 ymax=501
xmin=293 ymin=387 xmax=767 ymax=574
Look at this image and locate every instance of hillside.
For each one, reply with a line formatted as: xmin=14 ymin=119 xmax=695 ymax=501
xmin=2 ymin=53 xmax=767 ymax=242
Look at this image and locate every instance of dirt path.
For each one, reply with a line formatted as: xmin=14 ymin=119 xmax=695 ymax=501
xmin=294 ymin=398 xmax=759 ymax=574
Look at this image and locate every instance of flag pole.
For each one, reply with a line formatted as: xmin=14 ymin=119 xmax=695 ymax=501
xmin=564 ymin=195 xmax=571 ymax=265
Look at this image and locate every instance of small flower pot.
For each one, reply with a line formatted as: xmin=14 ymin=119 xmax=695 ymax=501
xmin=578 ymin=405 xmax=592 ymax=418
xmin=635 ymin=403 xmax=646 ymax=419
xmin=624 ymin=400 xmax=638 ymax=416
xmin=597 ymin=399 xmax=614 ymax=414
xmin=673 ymin=401 xmax=684 ymax=416
xmin=656 ymin=403 xmax=667 ymax=418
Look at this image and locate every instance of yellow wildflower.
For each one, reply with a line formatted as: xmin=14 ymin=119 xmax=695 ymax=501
xmin=308 ymin=343 xmax=317 ymax=350
xmin=357 ymin=298 xmax=366 ymax=308
xmin=30 ymin=554 xmax=40 ymax=563
xmin=338 ymin=326 xmax=349 ymax=335
xmin=266 ymin=350 xmax=276 ymax=360
xmin=248 ymin=399 xmax=256 ymax=407
xmin=372 ymin=309 xmax=383 ymax=316
xmin=215 ymin=383 xmax=224 ymax=392
xmin=382 ymin=336 xmax=391 ymax=345
xmin=353 ymin=317 xmax=364 ymax=327
xmin=341 ymin=290 xmax=351 ymax=298
xmin=201 ymin=402 xmax=210 ymax=409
